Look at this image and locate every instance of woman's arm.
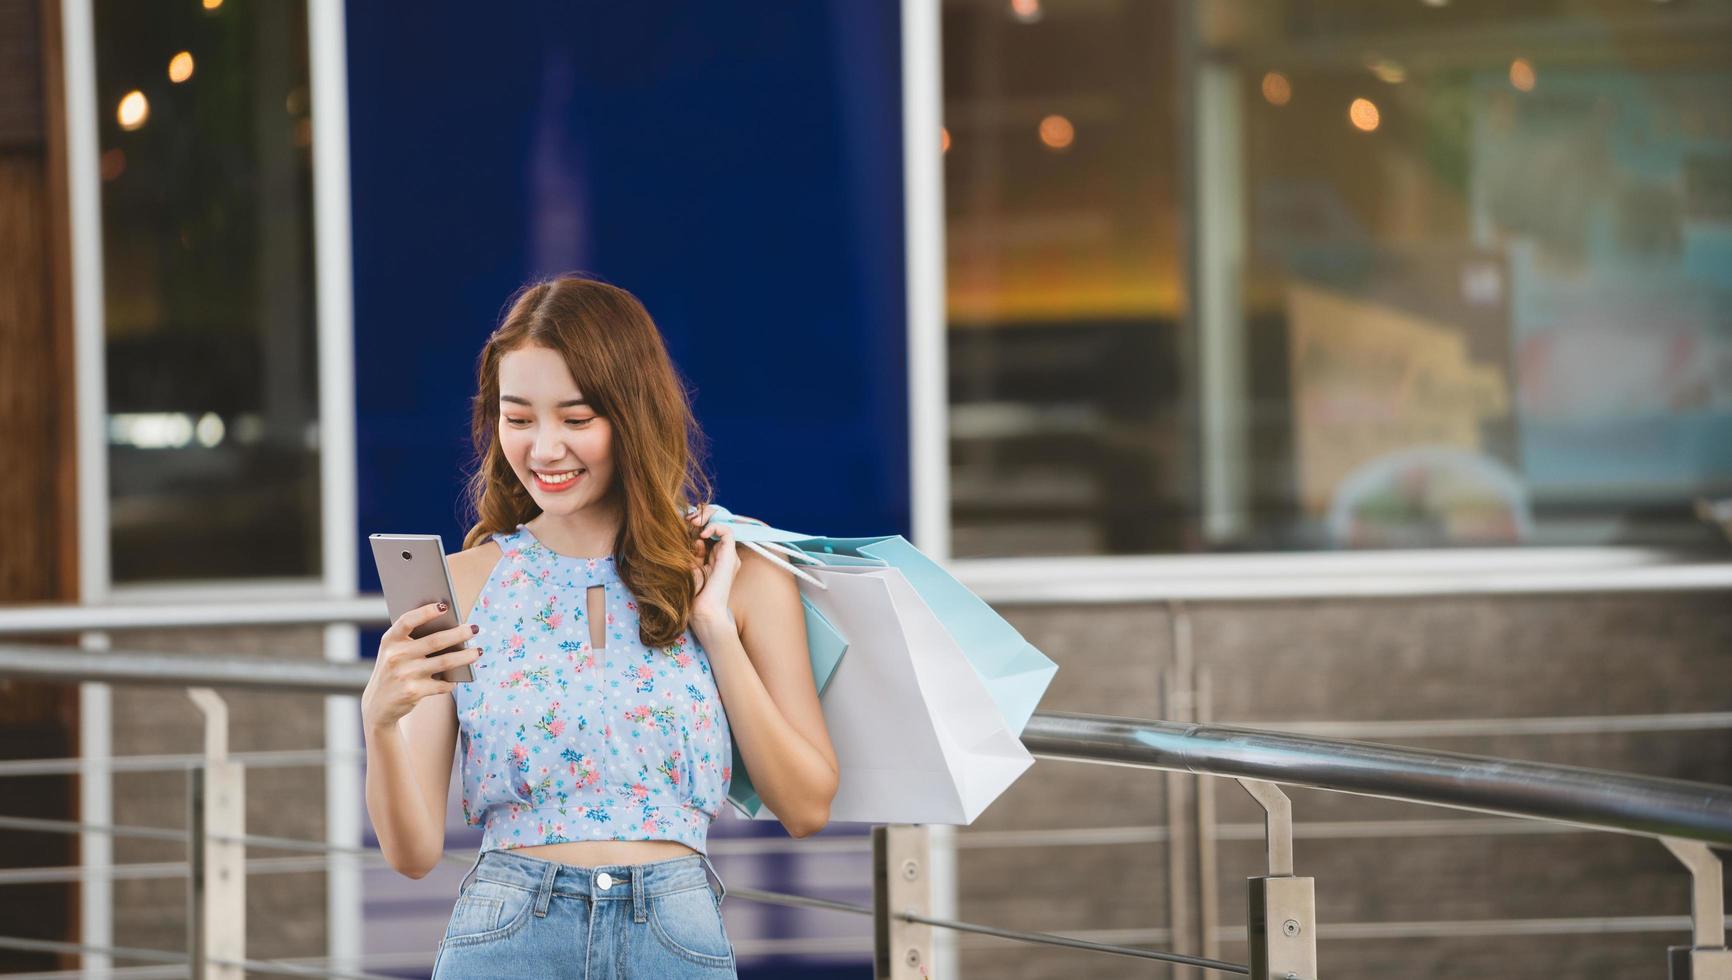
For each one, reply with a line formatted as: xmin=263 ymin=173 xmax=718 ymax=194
xmin=692 ymin=547 xmax=839 ymax=837
xmin=362 ymin=543 xmax=499 ymax=878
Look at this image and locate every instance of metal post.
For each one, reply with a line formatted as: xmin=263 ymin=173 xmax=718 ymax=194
xmin=187 ymin=688 xmax=245 ymax=980
xmin=1164 ymin=603 xmax=1201 ymax=978
xmin=1238 ymin=779 xmax=1316 ymax=980
xmin=1662 ymin=837 xmax=1732 ymax=979
xmin=874 ymin=824 xmax=934 ymax=980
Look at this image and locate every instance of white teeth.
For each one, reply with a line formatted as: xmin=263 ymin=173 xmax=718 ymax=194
xmin=535 ymin=470 xmax=583 ymax=484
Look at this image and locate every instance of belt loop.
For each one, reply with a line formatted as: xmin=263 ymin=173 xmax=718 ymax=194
xmin=456 ymin=849 xmax=486 ymax=897
xmin=700 ymin=853 xmax=727 ymax=904
xmin=631 ymin=865 xmax=647 ymax=923
xmin=533 ymin=858 xmax=557 ymax=918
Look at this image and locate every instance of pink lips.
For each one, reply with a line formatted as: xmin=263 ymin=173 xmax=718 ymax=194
xmin=532 ymin=470 xmax=585 ymax=493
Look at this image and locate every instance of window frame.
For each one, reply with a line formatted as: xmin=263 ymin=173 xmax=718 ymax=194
xmin=64 ymin=0 xmax=363 ymax=969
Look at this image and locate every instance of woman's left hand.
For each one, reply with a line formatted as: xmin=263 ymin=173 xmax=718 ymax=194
xmin=689 ymin=504 xmax=739 ymax=629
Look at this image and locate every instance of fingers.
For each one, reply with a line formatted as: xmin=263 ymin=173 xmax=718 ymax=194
xmin=427 ymin=645 xmax=483 ymax=676
xmin=697 ymin=519 xmax=733 ymax=544
xmin=700 ymin=524 xmax=736 ymax=574
xmin=706 ymin=523 xmax=735 ymax=546
xmin=407 ymin=622 xmax=479 ymax=661
xmin=388 ymin=600 xmax=450 ymax=639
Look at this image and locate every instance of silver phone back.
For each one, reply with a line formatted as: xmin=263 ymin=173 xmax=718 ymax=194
xmin=368 ymin=533 xmax=474 ymax=683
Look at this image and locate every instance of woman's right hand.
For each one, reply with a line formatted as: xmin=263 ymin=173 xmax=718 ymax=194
xmin=360 ymin=601 xmax=482 ymax=733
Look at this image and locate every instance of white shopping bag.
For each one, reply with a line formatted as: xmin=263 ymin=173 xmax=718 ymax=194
xmin=754 ymin=562 xmax=1034 ymax=825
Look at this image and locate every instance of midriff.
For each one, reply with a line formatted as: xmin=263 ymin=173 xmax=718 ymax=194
xmin=509 ymin=838 xmax=699 ymax=867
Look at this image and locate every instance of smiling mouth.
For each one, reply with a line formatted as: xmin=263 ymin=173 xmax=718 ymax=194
xmin=532 ymin=468 xmax=586 ymax=489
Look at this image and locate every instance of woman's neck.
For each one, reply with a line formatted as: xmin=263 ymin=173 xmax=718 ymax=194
xmin=526 ymin=504 xmax=623 ymax=558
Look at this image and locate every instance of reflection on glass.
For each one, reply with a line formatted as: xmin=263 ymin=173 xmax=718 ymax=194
xmin=96 ymin=0 xmax=320 ymax=581
xmin=944 ymin=0 xmax=1185 ymax=557
xmin=945 ymin=0 xmax=1732 ymax=556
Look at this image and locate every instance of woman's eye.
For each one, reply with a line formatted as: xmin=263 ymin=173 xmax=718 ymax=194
xmin=502 ymin=417 xmax=591 ymax=427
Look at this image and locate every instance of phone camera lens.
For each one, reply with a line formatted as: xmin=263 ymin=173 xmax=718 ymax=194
xmin=400 ymin=550 xmax=412 ymax=561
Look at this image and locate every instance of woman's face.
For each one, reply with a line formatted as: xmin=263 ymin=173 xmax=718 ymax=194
xmin=496 ymin=344 xmax=617 ymax=516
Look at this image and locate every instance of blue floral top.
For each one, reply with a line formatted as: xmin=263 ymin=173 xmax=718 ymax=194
xmin=455 ymin=523 xmax=732 ymax=854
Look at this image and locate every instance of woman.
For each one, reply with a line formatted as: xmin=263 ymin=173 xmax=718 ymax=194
xmin=361 ymin=275 xmax=839 ymax=978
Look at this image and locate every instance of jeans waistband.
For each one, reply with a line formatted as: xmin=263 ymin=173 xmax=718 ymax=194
xmin=456 ymin=847 xmax=727 ymax=904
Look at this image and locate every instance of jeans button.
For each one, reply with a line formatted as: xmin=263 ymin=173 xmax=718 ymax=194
xmin=596 ymin=872 xmax=613 ymax=891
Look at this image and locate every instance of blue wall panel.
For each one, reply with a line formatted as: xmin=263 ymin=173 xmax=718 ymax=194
xmin=348 ymin=2 xmax=908 ymax=595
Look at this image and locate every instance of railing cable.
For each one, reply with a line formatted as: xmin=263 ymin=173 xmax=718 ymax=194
xmin=729 ymin=885 xmax=1251 ymax=974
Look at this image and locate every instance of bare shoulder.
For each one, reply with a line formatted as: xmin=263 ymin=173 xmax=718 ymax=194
xmin=447 ymin=539 xmax=504 ymax=623
xmin=730 ymin=544 xmax=800 ymax=632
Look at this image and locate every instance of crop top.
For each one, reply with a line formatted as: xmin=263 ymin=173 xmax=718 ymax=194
xmin=455 ymin=523 xmax=732 ymax=854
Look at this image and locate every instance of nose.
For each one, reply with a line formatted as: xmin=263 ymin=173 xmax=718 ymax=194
xmin=530 ymin=424 xmax=569 ymax=465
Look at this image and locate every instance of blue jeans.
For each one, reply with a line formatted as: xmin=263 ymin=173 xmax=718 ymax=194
xmin=430 ymin=848 xmax=737 ymax=979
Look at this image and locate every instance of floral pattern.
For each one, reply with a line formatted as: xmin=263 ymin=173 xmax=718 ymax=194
xmin=454 ymin=524 xmax=731 ymax=855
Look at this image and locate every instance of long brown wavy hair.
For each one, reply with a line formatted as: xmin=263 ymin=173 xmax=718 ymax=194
xmin=460 ymin=275 xmax=715 ymax=647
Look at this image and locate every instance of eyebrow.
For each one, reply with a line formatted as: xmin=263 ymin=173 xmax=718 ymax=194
xmin=500 ymin=395 xmax=589 ymax=408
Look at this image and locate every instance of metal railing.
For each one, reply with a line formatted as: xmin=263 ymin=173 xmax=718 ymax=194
xmin=3 ymin=620 xmax=1731 ymax=979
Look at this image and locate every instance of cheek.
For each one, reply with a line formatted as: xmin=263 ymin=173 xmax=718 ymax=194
xmin=581 ymin=427 xmax=613 ymax=464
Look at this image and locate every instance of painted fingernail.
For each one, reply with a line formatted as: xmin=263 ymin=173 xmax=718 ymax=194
xmin=470 ymin=624 xmax=479 ymax=634
xmin=437 ymin=601 xmax=448 ymax=612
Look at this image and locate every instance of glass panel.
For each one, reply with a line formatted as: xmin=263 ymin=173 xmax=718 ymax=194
xmin=944 ymin=0 xmax=1732 ymax=556
xmin=95 ymin=0 xmax=320 ymax=581
xmin=944 ymin=0 xmax=1188 ymax=557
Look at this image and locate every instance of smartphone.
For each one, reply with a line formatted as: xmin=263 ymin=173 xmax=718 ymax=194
xmin=368 ymin=533 xmax=475 ymax=683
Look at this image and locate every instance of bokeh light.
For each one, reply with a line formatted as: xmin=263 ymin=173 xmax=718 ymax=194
xmin=1349 ymin=97 xmax=1380 ymax=132
xmin=168 ymin=51 xmax=194 ymax=83
xmin=1509 ymin=58 xmax=1536 ymax=92
xmin=99 ymin=148 xmax=125 ymax=181
xmin=1368 ymin=58 xmax=1407 ymax=84
xmin=116 ymin=90 xmax=149 ymax=131
xmin=1261 ymin=71 xmax=1292 ymax=106
xmin=1038 ymin=114 xmax=1074 ymax=150
xmin=941 ymin=127 xmax=951 ymax=153
xmin=1009 ymin=0 xmax=1042 ymax=24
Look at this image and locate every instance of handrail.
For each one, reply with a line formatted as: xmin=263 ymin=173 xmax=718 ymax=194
xmin=5 ymin=645 xmax=1731 ymax=848
xmin=0 ymin=596 xmax=386 ymax=635
xmin=0 ymin=643 xmax=370 ymax=694
xmin=1025 ymin=712 xmax=1732 ymax=847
